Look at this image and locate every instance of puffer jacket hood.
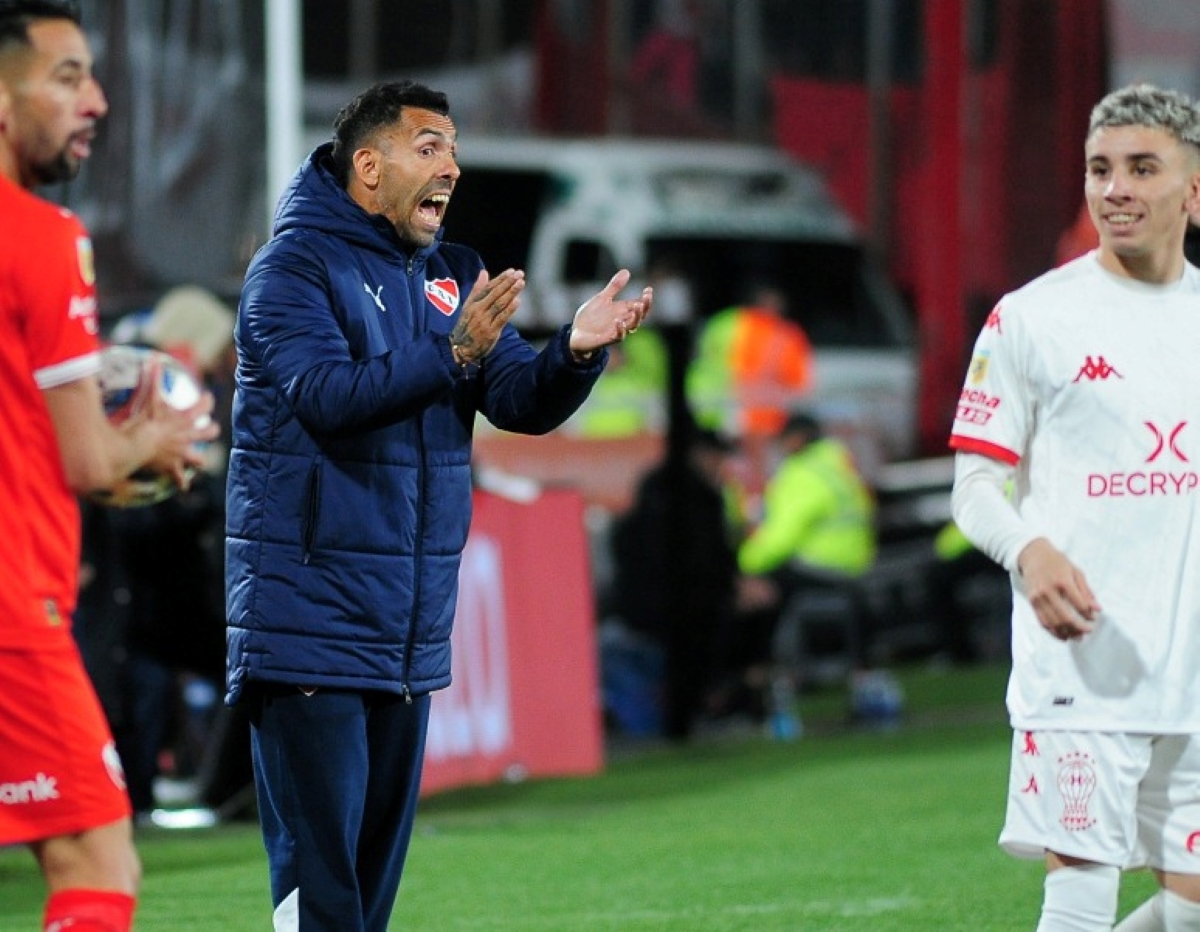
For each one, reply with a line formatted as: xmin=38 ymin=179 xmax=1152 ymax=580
xmin=225 ymin=144 xmax=605 ymax=705
xmin=274 ymin=143 xmax=413 ymax=255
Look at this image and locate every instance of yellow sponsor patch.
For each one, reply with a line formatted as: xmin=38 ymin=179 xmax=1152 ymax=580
xmin=968 ymin=353 xmax=989 ymax=385
xmin=76 ymin=236 xmax=95 ymax=286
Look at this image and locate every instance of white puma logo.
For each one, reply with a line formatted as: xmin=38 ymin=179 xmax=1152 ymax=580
xmin=364 ymin=282 xmax=386 ymax=312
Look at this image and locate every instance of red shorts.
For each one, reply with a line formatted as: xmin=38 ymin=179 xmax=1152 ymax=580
xmin=0 ymin=643 xmax=131 ymax=845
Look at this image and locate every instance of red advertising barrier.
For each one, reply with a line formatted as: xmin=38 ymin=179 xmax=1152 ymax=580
xmin=420 ymin=488 xmax=605 ymax=795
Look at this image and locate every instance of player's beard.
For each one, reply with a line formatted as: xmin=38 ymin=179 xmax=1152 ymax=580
xmin=31 ymin=142 xmax=83 ymax=186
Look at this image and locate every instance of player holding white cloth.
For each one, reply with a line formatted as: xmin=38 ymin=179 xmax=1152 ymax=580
xmin=950 ymin=84 xmax=1200 ymax=931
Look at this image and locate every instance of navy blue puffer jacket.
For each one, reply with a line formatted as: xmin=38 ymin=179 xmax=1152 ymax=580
xmin=224 ymin=143 xmax=605 ymax=704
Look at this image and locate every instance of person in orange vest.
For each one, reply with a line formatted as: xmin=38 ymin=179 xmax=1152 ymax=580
xmin=686 ymin=283 xmax=814 ymax=439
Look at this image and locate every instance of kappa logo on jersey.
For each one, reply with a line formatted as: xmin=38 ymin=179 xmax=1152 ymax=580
xmin=984 ymin=306 xmax=1003 ymax=334
xmin=0 ymin=771 xmax=60 ymax=805
xmin=1057 ymin=751 xmax=1097 ymax=831
xmin=1145 ymin=421 xmax=1189 ymax=463
xmin=425 ymin=278 xmax=460 ymax=316
xmin=1088 ymin=420 xmax=1198 ymax=497
xmin=1073 ymin=355 xmax=1122 ymax=382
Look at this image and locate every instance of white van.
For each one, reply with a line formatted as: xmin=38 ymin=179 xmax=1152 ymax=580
xmin=442 ymin=137 xmax=918 ymax=478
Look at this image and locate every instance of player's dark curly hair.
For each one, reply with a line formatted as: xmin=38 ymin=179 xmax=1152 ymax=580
xmin=329 ymin=81 xmax=451 ymax=188
xmin=0 ymin=0 xmax=80 ymax=51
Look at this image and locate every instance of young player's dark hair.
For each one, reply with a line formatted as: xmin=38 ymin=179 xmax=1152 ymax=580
xmin=329 ymin=81 xmax=451 ymax=188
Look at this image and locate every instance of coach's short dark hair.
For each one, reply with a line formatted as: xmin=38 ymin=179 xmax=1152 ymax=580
xmin=329 ymin=81 xmax=450 ymax=188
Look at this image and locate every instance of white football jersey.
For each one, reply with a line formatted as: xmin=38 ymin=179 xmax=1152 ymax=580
xmin=950 ymin=251 xmax=1200 ymax=732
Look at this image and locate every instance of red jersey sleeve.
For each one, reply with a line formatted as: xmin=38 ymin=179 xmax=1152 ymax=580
xmin=18 ymin=205 xmax=101 ymax=387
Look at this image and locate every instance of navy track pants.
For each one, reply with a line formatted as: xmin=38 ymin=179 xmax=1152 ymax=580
xmin=247 ymin=685 xmax=431 ymax=932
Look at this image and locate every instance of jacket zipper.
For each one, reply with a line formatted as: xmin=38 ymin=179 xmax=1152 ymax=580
xmin=402 ymin=253 xmax=422 ymax=702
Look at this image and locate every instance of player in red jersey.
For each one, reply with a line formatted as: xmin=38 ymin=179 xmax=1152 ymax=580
xmin=0 ymin=3 xmax=217 ymax=930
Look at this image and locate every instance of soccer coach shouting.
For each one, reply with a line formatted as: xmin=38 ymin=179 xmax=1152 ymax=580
xmin=225 ymin=79 xmax=651 ymax=931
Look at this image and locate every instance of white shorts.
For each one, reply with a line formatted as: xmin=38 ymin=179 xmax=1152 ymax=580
xmin=1000 ymin=729 xmax=1200 ymax=873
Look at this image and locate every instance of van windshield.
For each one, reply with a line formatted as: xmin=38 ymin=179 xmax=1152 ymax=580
xmin=646 ymin=237 xmax=912 ymax=349
xmin=443 ymin=164 xmax=912 ymax=350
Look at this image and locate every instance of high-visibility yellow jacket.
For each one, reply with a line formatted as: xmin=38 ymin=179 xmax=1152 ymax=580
xmin=573 ymin=328 xmax=668 ymax=437
xmin=934 ymin=520 xmax=975 ymax=561
xmin=738 ymin=437 xmax=876 ymax=577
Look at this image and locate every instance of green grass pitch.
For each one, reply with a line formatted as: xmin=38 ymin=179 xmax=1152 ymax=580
xmin=0 ymin=663 xmax=1158 ymax=929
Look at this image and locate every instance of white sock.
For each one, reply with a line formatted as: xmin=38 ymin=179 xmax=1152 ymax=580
xmin=1115 ymin=892 xmax=1163 ymax=932
xmin=1036 ymin=864 xmax=1120 ymax=932
xmin=1162 ymin=889 xmax=1200 ymax=931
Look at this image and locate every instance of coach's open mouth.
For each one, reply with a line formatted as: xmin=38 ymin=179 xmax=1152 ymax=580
xmin=417 ymin=192 xmax=449 ymax=228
